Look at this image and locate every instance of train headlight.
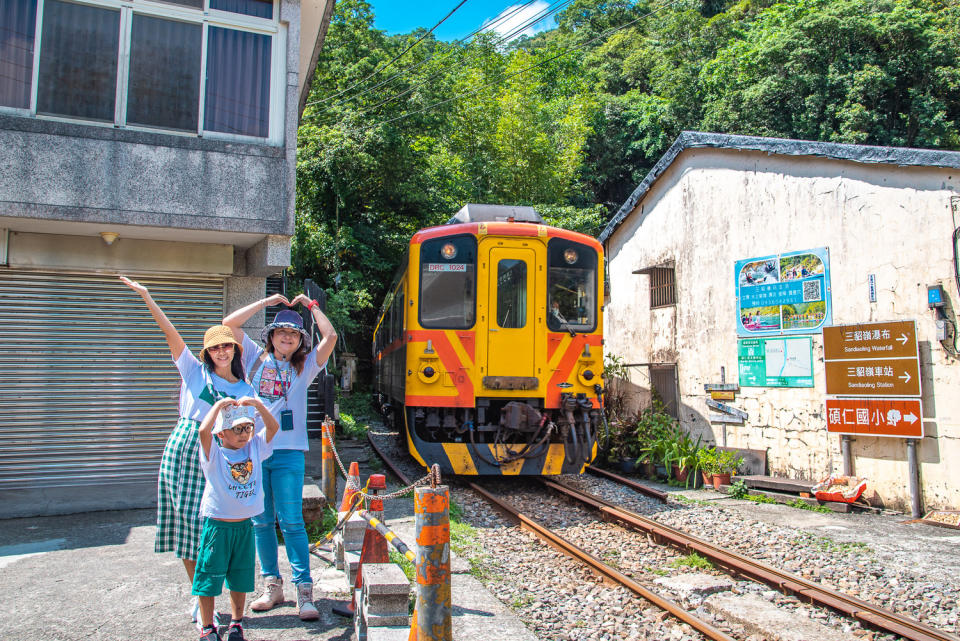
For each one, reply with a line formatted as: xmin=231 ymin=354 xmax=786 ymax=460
xmin=441 ymin=243 xmax=457 ymax=260
xmin=418 ymin=361 xmax=440 ymax=384
xmin=563 ymin=248 xmax=578 ymax=264
xmin=577 ymin=365 xmax=597 ymax=386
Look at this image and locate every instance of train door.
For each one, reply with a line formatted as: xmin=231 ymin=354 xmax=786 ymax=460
xmin=486 ymin=247 xmax=536 ymax=377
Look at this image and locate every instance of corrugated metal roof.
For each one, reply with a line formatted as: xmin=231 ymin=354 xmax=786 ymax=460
xmin=598 ymin=131 xmax=960 ymax=244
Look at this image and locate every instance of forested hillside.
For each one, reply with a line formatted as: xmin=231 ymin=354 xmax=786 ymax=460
xmin=295 ymin=0 xmax=960 ymax=360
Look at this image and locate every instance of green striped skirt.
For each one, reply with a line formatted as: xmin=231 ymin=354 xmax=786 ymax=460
xmin=155 ymin=417 xmax=205 ymax=560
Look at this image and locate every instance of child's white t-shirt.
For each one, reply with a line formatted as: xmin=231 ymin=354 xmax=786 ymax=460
xmin=175 ymin=349 xmax=255 ymax=420
xmin=242 ymin=334 xmax=323 ymax=452
xmin=198 ymin=430 xmax=274 ymax=519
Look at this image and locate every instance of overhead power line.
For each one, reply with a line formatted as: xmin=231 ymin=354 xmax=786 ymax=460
xmin=307 ymin=0 xmax=544 ymax=110
xmin=306 ymin=0 xmax=576 ymax=120
xmin=312 ymin=0 xmax=471 ymax=108
xmin=345 ymin=0 xmax=577 ymax=119
xmin=369 ymin=0 xmax=683 ymax=131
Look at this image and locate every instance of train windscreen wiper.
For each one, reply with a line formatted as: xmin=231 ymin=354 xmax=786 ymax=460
xmin=558 ymin=321 xmax=576 ymax=337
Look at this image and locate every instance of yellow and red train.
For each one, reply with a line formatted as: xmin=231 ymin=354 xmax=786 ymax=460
xmin=373 ymin=204 xmax=604 ymax=475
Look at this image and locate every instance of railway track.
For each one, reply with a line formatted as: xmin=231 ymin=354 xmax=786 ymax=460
xmin=367 ymin=433 xmax=959 ymax=641
xmin=539 ymin=477 xmax=958 ymax=641
xmin=368 ymin=434 xmax=734 ymax=641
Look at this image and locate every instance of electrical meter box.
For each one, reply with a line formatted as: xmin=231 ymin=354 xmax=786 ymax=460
xmin=928 ymin=284 xmax=945 ymax=308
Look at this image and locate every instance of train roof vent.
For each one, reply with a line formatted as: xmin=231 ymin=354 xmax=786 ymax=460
xmin=447 ymin=204 xmax=543 ymax=225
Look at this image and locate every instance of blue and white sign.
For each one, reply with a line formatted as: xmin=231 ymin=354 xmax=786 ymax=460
xmin=735 ymin=247 xmax=832 ymax=337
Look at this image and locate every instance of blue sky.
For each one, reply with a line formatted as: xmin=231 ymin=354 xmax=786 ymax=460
xmin=367 ymin=0 xmax=558 ymax=42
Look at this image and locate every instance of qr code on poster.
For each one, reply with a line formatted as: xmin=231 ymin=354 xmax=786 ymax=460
xmin=802 ymin=279 xmax=822 ymax=302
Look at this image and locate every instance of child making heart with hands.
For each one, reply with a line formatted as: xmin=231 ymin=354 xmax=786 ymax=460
xmin=193 ymin=396 xmax=278 ymax=641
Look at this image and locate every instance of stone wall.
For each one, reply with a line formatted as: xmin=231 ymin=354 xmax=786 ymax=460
xmin=605 ymin=147 xmax=960 ymax=510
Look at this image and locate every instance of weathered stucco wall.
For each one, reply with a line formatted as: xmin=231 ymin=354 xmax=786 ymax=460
xmin=605 ymin=147 xmax=960 ymax=511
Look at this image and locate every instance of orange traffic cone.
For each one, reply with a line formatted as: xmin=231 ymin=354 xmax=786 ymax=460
xmin=339 ymin=461 xmax=361 ymax=513
xmin=407 ymin=604 xmax=418 ymax=641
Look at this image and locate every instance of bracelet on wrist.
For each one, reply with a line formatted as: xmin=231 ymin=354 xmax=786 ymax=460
xmin=307 ymin=299 xmax=319 ymax=311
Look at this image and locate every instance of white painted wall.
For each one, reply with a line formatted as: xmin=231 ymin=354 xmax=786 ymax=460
xmin=605 ymin=147 xmax=960 ymax=511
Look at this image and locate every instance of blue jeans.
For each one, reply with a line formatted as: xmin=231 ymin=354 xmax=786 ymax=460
xmin=253 ymin=449 xmax=312 ymax=585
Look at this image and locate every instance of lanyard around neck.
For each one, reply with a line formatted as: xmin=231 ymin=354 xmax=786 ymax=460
xmin=267 ymin=352 xmax=290 ymax=401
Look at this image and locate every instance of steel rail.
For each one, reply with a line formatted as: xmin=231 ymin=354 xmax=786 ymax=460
xmin=367 ymin=432 xmax=414 ymax=486
xmin=585 ymin=464 xmax=668 ymax=502
xmin=367 ymin=435 xmax=735 ymax=641
xmin=469 ymin=481 xmax=737 ymax=641
xmin=541 ymin=478 xmax=960 ymax=641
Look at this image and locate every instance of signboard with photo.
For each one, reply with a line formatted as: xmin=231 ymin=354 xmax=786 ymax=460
xmin=735 ymin=247 xmax=832 ymax=337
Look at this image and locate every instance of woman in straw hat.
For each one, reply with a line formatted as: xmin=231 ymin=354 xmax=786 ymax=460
xmin=120 ymin=276 xmax=276 ymax=627
xmin=223 ymin=294 xmax=336 ymax=621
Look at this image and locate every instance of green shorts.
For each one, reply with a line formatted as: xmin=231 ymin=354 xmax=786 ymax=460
xmin=191 ymin=518 xmax=255 ymax=596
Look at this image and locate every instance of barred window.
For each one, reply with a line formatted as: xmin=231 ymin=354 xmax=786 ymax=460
xmin=649 ymin=267 xmax=676 ymax=308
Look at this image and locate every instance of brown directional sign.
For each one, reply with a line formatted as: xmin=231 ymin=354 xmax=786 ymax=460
xmin=824 ymin=358 xmax=921 ymax=396
xmin=825 ymin=398 xmax=923 ymax=438
xmin=823 ymin=321 xmax=917 ymax=361
xmin=823 ymin=321 xmax=921 ymax=398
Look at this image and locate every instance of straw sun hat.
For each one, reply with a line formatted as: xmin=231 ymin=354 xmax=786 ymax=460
xmin=200 ymin=325 xmax=242 ymax=361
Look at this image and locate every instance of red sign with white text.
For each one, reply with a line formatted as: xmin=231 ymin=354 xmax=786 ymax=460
xmin=825 ymin=398 xmax=923 ymax=438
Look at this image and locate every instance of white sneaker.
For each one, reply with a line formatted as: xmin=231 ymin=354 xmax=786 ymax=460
xmin=250 ymin=576 xmax=284 ymax=612
xmin=192 ymin=603 xmax=220 ymax=633
xmin=297 ymin=582 xmax=320 ymax=621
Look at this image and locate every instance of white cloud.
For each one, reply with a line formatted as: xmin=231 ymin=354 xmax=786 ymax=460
xmin=481 ymin=1 xmax=554 ymax=41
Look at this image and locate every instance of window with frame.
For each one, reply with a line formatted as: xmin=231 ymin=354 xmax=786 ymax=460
xmin=0 ymin=0 xmax=280 ymax=141
xmin=649 ymin=267 xmax=676 ymax=308
xmin=419 ymin=235 xmax=476 ymax=330
xmin=496 ymin=259 xmax=526 ymax=329
xmin=546 ymin=239 xmax=597 ymax=333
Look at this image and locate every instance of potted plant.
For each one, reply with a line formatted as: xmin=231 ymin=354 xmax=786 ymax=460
xmin=633 ymin=399 xmax=678 ymax=479
xmin=697 ymin=447 xmax=717 ymax=486
xmin=605 ymin=420 xmax=638 ymax=473
xmin=711 ymin=449 xmax=743 ymax=489
xmin=662 ymin=429 xmax=703 ymax=487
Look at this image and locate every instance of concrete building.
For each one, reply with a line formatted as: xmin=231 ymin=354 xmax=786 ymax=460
xmin=0 ymin=0 xmax=335 ymax=516
xmin=600 ymin=131 xmax=960 ymax=511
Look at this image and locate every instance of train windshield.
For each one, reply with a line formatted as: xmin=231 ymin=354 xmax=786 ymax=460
xmin=419 ymin=235 xmax=477 ymax=329
xmin=547 ymin=239 xmax=597 ymax=333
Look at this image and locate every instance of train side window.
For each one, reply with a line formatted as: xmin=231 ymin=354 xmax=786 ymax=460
xmin=496 ymin=259 xmax=526 ymax=328
xmin=419 ymin=235 xmax=477 ymax=329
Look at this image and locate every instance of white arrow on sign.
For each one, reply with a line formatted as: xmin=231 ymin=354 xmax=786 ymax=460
xmin=897 ymin=333 xmax=909 ymax=345
xmin=903 ymin=412 xmax=918 ymax=424
xmin=900 ymin=372 xmax=911 ymax=384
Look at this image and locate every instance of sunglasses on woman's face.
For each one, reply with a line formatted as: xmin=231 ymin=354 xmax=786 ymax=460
xmin=228 ymin=424 xmax=254 ymax=434
xmin=208 ymin=343 xmax=234 ymax=352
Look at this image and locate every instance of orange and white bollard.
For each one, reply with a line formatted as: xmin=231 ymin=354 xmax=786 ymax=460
xmin=321 ymin=417 xmax=336 ymax=505
xmin=409 ymin=484 xmax=451 ymax=641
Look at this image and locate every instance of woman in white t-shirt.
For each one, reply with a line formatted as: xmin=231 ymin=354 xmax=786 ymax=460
xmin=120 ymin=276 xmax=257 ymax=626
xmin=223 ymin=295 xmax=337 ymax=621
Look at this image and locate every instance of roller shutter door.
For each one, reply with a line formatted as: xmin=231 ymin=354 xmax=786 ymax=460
xmin=0 ymin=269 xmax=224 ymax=498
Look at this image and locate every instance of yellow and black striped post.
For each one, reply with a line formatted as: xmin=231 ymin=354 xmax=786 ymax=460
xmin=411 ymin=485 xmax=451 ymax=641
xmin=358 ymin=510 xmax=415 ymax=563
xmin=321 ymin=418 xmax=336 ymax=505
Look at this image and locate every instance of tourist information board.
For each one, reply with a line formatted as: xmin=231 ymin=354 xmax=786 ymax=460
xmin=825 ymin=398 xmax=923 ymax=438
xmin=738 ymin=336 xmax=814 ymax=387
